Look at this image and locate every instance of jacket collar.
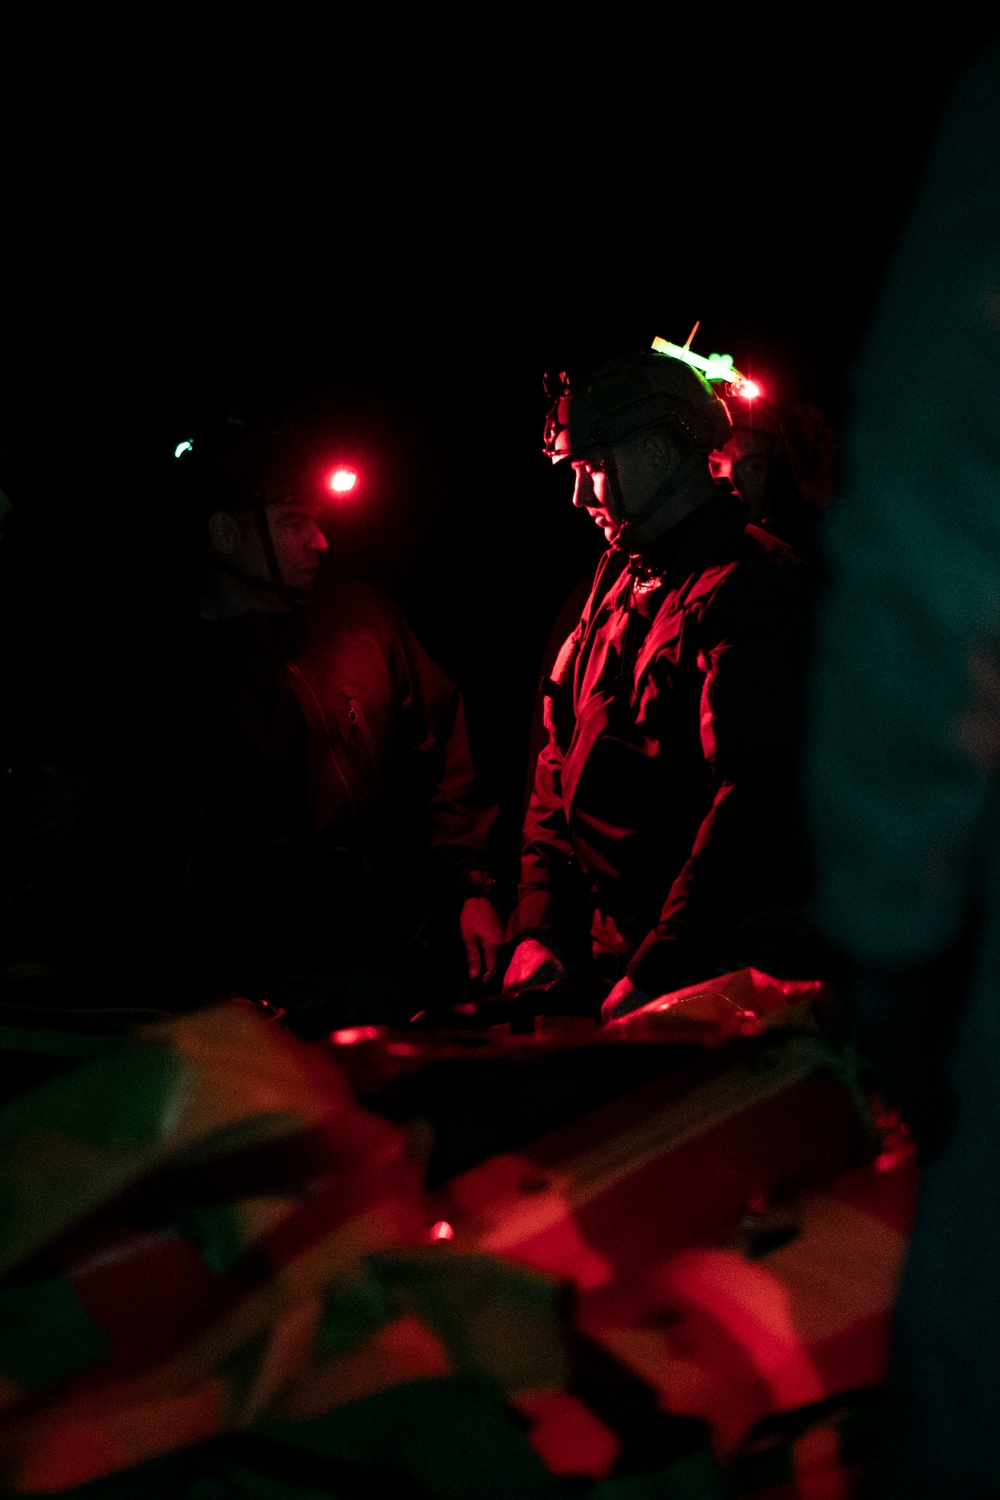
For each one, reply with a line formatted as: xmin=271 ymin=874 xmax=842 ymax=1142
xmin=627 ymin=481 xmax=746 ymax=584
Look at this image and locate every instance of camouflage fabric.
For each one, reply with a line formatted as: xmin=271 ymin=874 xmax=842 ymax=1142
xmin=0 ymin=1003 xmax=733 ymax=1497
xmin=0 ymin=996 xmax=911 ymax=1496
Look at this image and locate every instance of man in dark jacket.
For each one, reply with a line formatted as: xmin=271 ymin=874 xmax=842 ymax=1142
xmin=504 ymin=349 xmax=813 ymax=1020
xmin=146 ymin=420 xmax=502 ymax=1026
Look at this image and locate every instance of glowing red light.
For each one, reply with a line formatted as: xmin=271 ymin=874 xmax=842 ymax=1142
xmin=329 ymin=1025 xmax=381 ymax=1045
xmin=329 ymin=468 xmax=358 ymax=494
xmin=740 ymin=379 xmax=762 ymax=401
xmin=429 ymin=1220 xmax=455 ymax=1242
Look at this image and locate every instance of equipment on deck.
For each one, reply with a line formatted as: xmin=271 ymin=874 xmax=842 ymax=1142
xmin=0 ymin=973 xmax=915 ymax=1497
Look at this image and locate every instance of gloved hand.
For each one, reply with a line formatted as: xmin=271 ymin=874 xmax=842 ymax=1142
xmin=502 ymin=937 xmax=568 ymax=996
xmin=460 ymin=897 xmax=505 ymax=985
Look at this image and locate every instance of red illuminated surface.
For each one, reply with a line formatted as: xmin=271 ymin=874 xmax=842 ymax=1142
xmin=429 ymin=1220 xmax=455 ymax=1242
xmin=328 ymin=468 xmax=358 ymax=494
xmin=329 ymin=1026 xmax=381 ymax=1045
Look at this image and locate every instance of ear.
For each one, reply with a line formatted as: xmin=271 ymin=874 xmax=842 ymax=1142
xmin=640 ymin=431 xmax=675 ymax=472
xmin=207 ymin=509 xmax=240 ymax=557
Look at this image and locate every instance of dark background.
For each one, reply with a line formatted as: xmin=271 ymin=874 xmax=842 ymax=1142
xmin=2 ymin=29 xmax=995 ymax=845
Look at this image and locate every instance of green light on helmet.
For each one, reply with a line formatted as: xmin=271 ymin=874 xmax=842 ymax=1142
xmin=651 ymin=336 xmax=747 ymax=390
xmin=174 ymin=439 xmax=194 ymax=458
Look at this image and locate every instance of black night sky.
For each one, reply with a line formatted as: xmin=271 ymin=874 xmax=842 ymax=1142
xmin=2 ymin=28 xmax=994 ymax=839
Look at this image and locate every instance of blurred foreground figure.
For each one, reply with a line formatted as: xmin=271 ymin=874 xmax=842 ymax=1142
xmin=505 ymin=350 xmax=815 ymax=1019
xmin=808 ymin=41 xmax=1000 ymax=1497
xmin=148 ymin=421 xmax=501 ymax=1029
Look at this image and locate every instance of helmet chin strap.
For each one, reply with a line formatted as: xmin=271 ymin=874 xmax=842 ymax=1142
xmin=206 ymin=505 xmax=310 ymax=608
xmin=597 ymin=449 xmax=672 ymax=552
xmin=251 ymin=504 xmax=303 ymax=608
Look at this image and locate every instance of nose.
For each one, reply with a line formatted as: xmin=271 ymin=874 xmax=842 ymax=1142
xmin=572 ymin=469 xmax=595 ymax=509
xmin=309 ymin=523 xmax=329 ymax=553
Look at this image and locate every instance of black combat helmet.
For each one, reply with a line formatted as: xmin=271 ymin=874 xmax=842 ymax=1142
xmin=543 ymin=349 xmax=732 ymax=464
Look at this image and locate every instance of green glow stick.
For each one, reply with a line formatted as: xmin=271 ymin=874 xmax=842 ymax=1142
xmin=651 ymin=336 xmax=744 ymax=387
xmin=174 ymin=440 xmax=193 ymax=458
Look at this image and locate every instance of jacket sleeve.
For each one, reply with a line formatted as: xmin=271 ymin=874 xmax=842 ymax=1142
xmin=514 ymin=626 xmax=582 ymax=940
xmin=628 ymin=563 xmax=811 ymax=993
xmin=386 ymin=605 xmax=498 ymax=888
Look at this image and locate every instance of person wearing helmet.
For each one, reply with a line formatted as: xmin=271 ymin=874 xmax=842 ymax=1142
xmin=182 ymin=420 xmax=335 ymax=616
xmin=710 ymin=394 xmax=835 ymax=561
xmin=135 ymin=418 xmax=503 ymax=1030
xmin=503 ymin=349 xmax=815 ymax=1020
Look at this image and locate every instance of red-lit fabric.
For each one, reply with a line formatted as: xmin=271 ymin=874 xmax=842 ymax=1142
xmin=0 ymin=1007 xmax=901 ymax=1495
xmin=442 ymin=1029 xmax=913 ymax=1472
xmin=295 ymin=580 xmax=495 ymax=896
xmin=180 ymin=579 xmax=497 ymax=975
xmin=0 ymin=1006 xmax=569 ymax=1493
xmin=516 ymin=489 xmax=812 ymax=995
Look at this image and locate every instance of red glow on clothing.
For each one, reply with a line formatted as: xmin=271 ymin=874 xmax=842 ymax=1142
xmin=328 ymin=468 xmax=358 ymax=494
xmin=520 ymin=1391 xmax=620 ymax=1478
xmin=429 ymin=1220 xmax=455 ymax=1241
xmin=329 ymin=1025 xmax=382 ymax=1045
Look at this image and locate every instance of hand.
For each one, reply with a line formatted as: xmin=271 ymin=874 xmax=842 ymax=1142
xmin=460 ymin=897 xmax=505 ymax=986
xmin=601 ymin=976 xmax=654 ymax=1024
xmin=502 ymin=937 xmax=568 ymax=996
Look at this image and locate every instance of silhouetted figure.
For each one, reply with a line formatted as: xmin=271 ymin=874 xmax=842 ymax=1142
xmin=130 ymin=419 xmax=501 ymax=1031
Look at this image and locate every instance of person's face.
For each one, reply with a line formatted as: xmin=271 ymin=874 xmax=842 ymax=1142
xmin=569 ymin=432 xmax=676 ymax=546
xmin=570 ymin=458 xmax=622 ymax=545
xmin=265 ymin=499 xmax=329 ymax=592
xmin=710 ymin=430 xmax=775 ymax=521
xmin=217 ymin=499 xmax=329 ymax=595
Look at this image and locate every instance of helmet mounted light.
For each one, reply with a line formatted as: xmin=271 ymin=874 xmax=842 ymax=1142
xmin=328 ymin=467 xmax=358 ymax=494
xmin=173 ymin=421 xmax=354 ymax=607
xmin=542 ymin=332 xmax=741 ymax=543
xmin=650 ymin=336 xmax=763 ymax=403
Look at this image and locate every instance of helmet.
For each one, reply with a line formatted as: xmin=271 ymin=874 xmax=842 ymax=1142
xmin=543 ymin=350 xmax=732 ymax=463
xmin=175 ymin=416 xmax=297 ymax=516
xmin=173 ymin=416 xmax=310 ymax=607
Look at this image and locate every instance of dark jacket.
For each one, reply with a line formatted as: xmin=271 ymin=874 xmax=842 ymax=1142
xmin=178 ymin=580 xmax=495 ymax=983
xmin=515 ymin=486 xmax=812 ymax=995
